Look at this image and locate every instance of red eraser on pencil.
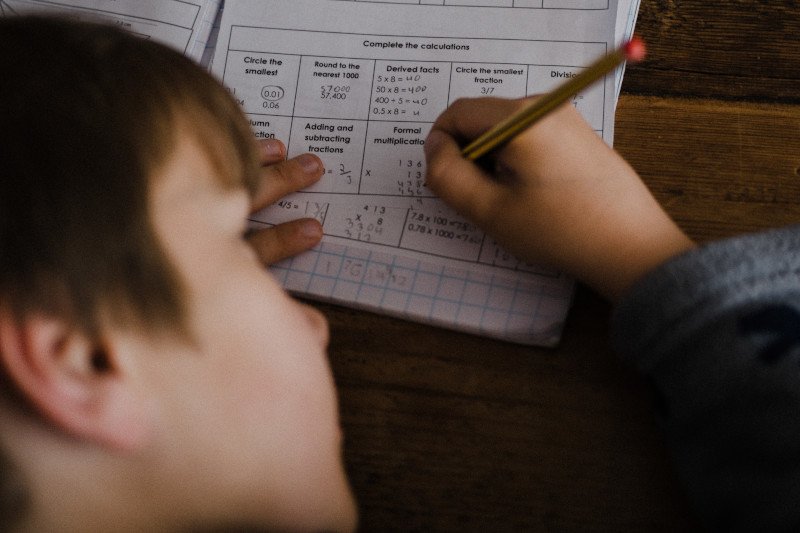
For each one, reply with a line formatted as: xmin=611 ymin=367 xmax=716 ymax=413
xmin=623 ymin=36 xmax=646 ymax=62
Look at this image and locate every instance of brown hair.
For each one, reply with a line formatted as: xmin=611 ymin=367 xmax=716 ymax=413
xmin=0 ymin=15 xmax=260 ymax=529
xmin=0 ymin=15 xmax=260 ymax=338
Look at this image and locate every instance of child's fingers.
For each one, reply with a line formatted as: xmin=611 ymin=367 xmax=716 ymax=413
xmin=257 ymin=138 xmax=286 ymax=166
xmin=246 ymin=218 xmax=323 ymax=265
xmin=432 ymin=96 xmax=532 ymax=142
xmin=251 ymin=153 xmax=324 ymax=213
xmin=424 ymin=128 xmax=502 ymax=226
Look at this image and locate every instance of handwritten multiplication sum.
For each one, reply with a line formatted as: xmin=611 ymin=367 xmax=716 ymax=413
xmin=396 ymin=157 xmax=426 ymax=197
xmin=324 ymin=204 xmax=407 ymax=246
xmin=360 ymin=129 xmax=433 ymax=196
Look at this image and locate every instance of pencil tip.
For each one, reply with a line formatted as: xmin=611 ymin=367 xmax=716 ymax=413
xmin=624 ymin=36 xmax=646 ymax=62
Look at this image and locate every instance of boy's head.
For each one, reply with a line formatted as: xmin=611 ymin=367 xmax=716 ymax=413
xmin=0 ymin=16 xmax=355 ymax=532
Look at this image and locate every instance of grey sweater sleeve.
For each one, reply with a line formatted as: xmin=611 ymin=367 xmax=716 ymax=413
xmin=611 ymin=225 xmax=800 ymax=533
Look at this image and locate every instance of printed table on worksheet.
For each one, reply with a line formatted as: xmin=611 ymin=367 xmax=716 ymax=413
xmin=328 ymin=0 xmax=610 ymax=9
xmin=222 ymin=27 xmax=607 ymax=272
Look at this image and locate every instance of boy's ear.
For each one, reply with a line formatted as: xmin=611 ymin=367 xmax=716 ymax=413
xmin=0 ymin=309 xmax=151 ymax=452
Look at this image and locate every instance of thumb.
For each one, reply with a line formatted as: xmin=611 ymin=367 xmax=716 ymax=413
xmin=424 ymin=129 xmax=501 ymax=225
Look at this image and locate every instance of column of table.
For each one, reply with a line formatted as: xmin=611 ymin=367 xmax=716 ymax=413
xmin=290 ymin=56 xmax=377 ymax=194
xmin=358 ymin=59 xmax=450 ymax=197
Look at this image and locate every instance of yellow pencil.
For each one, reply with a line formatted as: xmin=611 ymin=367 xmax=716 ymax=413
xmin=461 ymin=37 xmax=646 ymax=161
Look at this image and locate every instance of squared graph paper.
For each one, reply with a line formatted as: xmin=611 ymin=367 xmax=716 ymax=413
xmin=271 ymin=241 xmax=574 ymax=346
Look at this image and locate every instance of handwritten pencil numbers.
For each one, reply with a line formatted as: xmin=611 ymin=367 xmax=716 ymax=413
xmin=397 ymin=159 xmax=425 ymax=196
xmin=320 ymin=85 xmax=350 ymax=101
xmin=339 ymin=163 xmax=353 ymax=185
xmin=308 ymin=202 xmax=329 ymax=224
xmin=343 ymin=205 xmax=386 ymax=242
xmin=339 ymin=258 xmax=409 ymax=289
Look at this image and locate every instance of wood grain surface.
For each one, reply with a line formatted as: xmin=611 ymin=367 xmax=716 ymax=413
xmin=315 ymin=2 xmax=800 ymax=531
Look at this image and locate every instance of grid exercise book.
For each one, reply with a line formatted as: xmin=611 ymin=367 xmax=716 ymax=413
xmin=214 ymin=0 xmax=624 ymax=346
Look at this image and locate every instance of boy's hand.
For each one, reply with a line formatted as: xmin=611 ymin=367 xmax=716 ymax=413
xmin=246 ymin=139 xmax=325 ymax=265
xmin=424 ymin=97 xmax=694 ymax=301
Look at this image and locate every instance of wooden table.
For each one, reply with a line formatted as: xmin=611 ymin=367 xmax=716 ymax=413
xmin=314 ymin=2 xmax=800 ymax=530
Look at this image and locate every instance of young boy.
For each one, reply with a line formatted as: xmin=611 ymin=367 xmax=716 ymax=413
xmin=4 ymin=12 xmax=797 ymax=533
xmin=424 ymin=99 xmax=800 ymax=531
xmin=0 ymin=16 xmax=355 ymax=532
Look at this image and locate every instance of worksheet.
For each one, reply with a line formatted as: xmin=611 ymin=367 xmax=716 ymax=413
xmin=0 ymin=0 xmax=220 ymax=62
xmin=213 ymin=0 xmax=621 ymax=346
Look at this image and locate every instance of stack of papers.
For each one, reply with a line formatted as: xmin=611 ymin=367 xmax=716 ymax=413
xmin=4 ymin=0 xmax=640 ymax=346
